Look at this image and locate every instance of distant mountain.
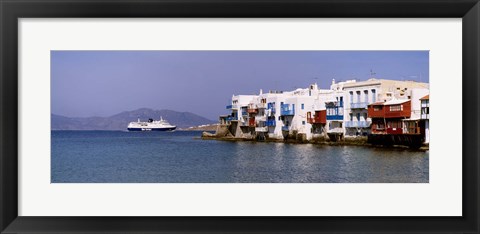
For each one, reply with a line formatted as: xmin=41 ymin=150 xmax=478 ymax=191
xmin=51 ymin=108 xmax=216 ymax=130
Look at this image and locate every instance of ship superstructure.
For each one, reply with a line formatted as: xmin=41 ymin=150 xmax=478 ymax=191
xmin=127 ymin=117 xmax=176 ymax=131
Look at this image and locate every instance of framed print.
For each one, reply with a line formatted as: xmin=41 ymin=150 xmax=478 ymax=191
xmin=1 ymin=0 xmax=479 ymax=233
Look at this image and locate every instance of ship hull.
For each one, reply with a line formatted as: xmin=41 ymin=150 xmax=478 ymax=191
xmin=127 ymin=127 xmax=176 ymax=131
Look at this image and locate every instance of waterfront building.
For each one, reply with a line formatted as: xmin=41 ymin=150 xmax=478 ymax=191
xmin=323 ymin=79 xmax=347 ymax=141
xmin=224 ymin=95 xmax=257 ymax=122
xmin=366 ymin=88 xmax=429 ymax=148
xmin=368 ymin=99 xmax=413 ymax=135
xmin=342 ymin=78 xmax=429 ymax=138
xmin=221 ymin=77 xmax=429 ymax=145
xmin=307 ymin=89 xmax=331 ymax=138
xmin=420 ymin=95 xmax=430 ymax=144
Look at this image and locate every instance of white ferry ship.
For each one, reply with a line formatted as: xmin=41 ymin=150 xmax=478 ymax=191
xmin=127 ymin=117 xmax=176 ymax=131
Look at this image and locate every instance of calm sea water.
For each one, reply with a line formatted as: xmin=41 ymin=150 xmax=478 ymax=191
xmin=51 ymin=131 xmax=429 ymax=183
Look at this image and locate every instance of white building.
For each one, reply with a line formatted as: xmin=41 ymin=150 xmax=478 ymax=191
xmin=221 ymin=78 xmax=429 ymax=142
xmin=341 ymin=78 xmax=429 ymax=138
xmin=420 ymin=95 xmax=430 ymax=144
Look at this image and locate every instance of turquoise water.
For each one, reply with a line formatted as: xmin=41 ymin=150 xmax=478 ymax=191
xmin=51 ymin=131 xmax=429 ymax=183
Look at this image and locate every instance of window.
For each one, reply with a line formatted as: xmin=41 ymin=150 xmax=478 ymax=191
xmin=356 ymin=113 xmax=360 ymax=121
xmin=422 ymin=107 xmax=430 ymax=114
xmin=349 ymin=113 xmax=353 ymax=121
xmin=301 ymin=103 xmax=304 ymax=110
xmin=364 ymin=90 xmax=368 ymax=103
xmin=349 ymin=91 xmax=353 ymax=103
xmin=389 ymin=105 xmax=402 ymax=112
xmin=364 ymin=113 xmax=367 ymax=120
xmin=371 ymin=89 xmax=376 ymax=103
xmin=339 ymin=97 xmax=343 ymax=107
xmin=302 ymin=121 xmax=305 ymax=125
xmin=356 ymin=91 xmax=361 ymax=103
xmin=374 ymin=106 xmax=382 ymax=111
xmin=388 ymin=121 xmax=402 ymax=128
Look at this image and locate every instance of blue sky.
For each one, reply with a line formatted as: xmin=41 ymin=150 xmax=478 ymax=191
xmin=51 ymin=51 xmax=428 ymax=120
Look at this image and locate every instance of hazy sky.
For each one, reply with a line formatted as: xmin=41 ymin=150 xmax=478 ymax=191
xmin=51 ymin=51 xmax=428 ymax=120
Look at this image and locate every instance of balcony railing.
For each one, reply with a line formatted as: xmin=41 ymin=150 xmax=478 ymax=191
xmin=255 ymin=126 xmax=268 ymax=132
xmin=404 ymin=127 xmax=421 ymax=134
xmin=350 ymin=102 xmax=368 ymax=109
xmin=226 ymin=104 xmax=239 ymax=109
xmin=327 ymin=128 xmax=343 ymax=133
xmin=345 ymin=121 xmax=371 ymax=128
xmin=280 ymin=104 xmax=295 ymax=116
xmin=266 ymin=120 xmax=276 ymax=126
xmin=421 ymin=114 xmax=429 ymax=119
xmin=226 ymin=116 xmax=237 ymax=121
xmin=326 ymin=115 xmax=343 ymax=120
xmin=282 ymin=126 xmax=290 ymax=131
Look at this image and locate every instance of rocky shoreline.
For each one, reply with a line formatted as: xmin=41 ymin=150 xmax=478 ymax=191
xmin=201 ymin=126 xmax=429 ymax=151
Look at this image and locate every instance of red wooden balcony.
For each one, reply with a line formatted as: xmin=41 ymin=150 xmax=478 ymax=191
xmin=307 ymin=110 xmax=326 ymax=124
xmin=368 ymin=103 xmax=385 ymax=118
xmin=368 ymin=100 xmax=411 ymax=119
xmin=248 ymin=118 xmax=256 ymax=127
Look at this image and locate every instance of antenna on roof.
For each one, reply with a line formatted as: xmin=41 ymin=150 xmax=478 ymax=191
xmin=370 ymin=69 xmax=376 ymax=78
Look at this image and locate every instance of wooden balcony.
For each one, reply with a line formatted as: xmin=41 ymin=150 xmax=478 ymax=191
xmin=350 ymin=102 xmax=368 ymax=109
xmin=307 ymin=110 xmax=326 ymax=124
xmin=248 ymin=118 xmax=256 ymax=127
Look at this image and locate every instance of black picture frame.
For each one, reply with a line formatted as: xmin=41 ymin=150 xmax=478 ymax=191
xmin=1 ymin=0 xmax=479 ymax=233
